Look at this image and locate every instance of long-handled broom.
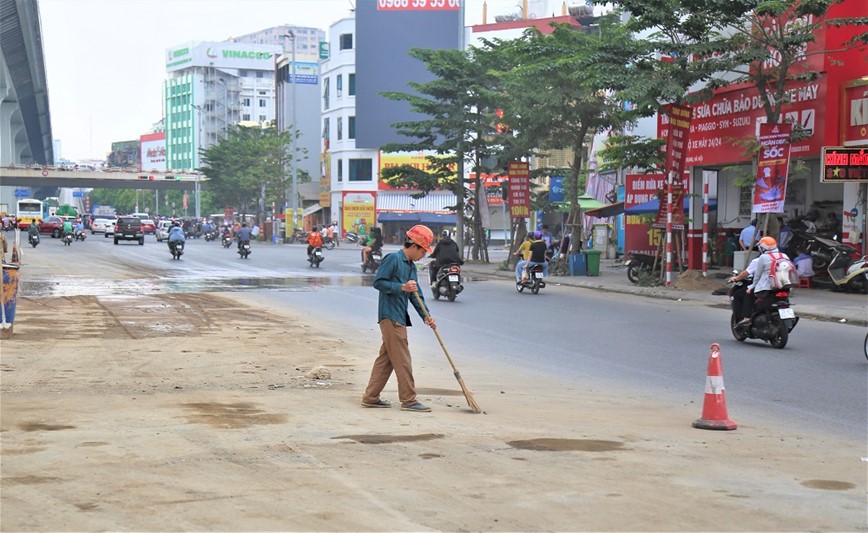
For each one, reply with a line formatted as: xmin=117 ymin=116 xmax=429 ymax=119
xmin=414 ymin=292 xmax=483 ymax=414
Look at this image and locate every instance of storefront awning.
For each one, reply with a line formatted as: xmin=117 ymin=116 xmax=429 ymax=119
xmin=584 ymin=202 xmax=625 ymax=218
xmin=376 ymin=192 xmax=457 ymax=213
xmin=303 ymin=203 xmax=323 ymax=217
xmin=378 ymin=212 xmax=457 ymax=225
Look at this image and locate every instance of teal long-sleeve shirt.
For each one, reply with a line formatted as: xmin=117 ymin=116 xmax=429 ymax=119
xmin=373 ymin=248 xmax=430 ymax=326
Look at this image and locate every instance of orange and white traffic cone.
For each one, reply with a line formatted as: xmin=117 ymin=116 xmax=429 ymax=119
xmin=692 ymin=343 xmax=737 ymax=430
xmin=10 ymin=244 xmax=19 ymax=264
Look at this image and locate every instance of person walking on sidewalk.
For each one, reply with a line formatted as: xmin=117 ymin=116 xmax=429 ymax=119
xmin=362 ymin=225 xmax=437 ymax=413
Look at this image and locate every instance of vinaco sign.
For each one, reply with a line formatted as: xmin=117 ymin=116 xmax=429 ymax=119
xmin=821 ymin=147 xmax=868 ymax=183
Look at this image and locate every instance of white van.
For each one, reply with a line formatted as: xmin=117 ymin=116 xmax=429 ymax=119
xmin=155 ymin=220 xmax=173 ymax=242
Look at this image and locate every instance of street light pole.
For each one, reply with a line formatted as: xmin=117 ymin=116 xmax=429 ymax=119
xmin=288 ymin=31 xmax=299 ymax=236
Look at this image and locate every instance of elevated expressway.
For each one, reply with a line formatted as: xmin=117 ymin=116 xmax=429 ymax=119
xmin=0 ymin=166 xmax=207 ymax=190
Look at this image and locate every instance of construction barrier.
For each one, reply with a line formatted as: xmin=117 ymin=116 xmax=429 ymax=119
xmin=692 ymin=343 xmax=737 ymax=430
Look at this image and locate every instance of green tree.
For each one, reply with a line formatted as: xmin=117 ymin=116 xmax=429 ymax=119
xmin=496 ymin=14 xmax=645 ymax=255
xmin=380 ymin=45 xmax=508 ymax=261
xmin=198 ymin=124 xmax=307 ymax=223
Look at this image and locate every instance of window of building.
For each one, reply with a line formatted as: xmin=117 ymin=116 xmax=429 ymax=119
xmin=349 ymin=73 xmax=356 ymax=96
xmin=337 ymin=159 xmax=343 ymax=182
xmin=739 ymin=186 xmax=752 ymax=216
xmin=243 ymin=114 xmax=251 ymax=121
xmin=348 ymin=116 xmax=356 ymax=139
xmin=336 ymin=74 xmax=342 ymax=97
xmin=242 ymin=97 xmax=251 ymax=106
xmin=259 ymin=99 xmax=266 ymax=107
xmin=322 ymin=77 xmax=330 ymax=110
xmin=239 ymin=70 xmax=247 ymax=77
xmin=256 ymin=71 xmax=263 ymax=78
xmin=337 ymin=117 xmax=343 ymax=140
xmin=349 ymin=158 xmax=372 ymax=181
xmin=339 ymin=33 xmax=353 ymax=50
xmin=259 ymin=115 xmax=266 ymax=122
xmin=322 ymin=117 xmax=330 ymax=145
xmin=258 ymin=90 xmax=266 ymax=95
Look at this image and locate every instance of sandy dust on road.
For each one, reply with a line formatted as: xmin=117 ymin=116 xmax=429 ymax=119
xmin=1 ymin=291 xmax=865 ymax=531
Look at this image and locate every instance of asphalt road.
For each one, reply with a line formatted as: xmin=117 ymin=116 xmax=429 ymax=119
xmin=18 ymin=232 xmax=868 ymax=441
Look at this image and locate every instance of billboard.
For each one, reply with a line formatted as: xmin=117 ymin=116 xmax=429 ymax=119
xmin=355 ymin=1 xmax=461 ymax=149
xmin=140 ymin=132 xmax=166 ymax=172
xmin=342 ymin=191 xmax=377 ymax=238
xmin=753 ymin=123 xmax=793 ymax=213
xmin=166 ymin=42 xmax=281 ymax=73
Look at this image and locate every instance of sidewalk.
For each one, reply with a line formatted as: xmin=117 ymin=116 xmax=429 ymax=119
xmin=458 ymin=248 xmax=867 ymax=326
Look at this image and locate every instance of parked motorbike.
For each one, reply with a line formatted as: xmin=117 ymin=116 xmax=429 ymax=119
xmin=287 ymin=229 xmax=306 ymax=244
xmin=221 ymin=234 xmax=233 ymax=248
xmin=344 ymin=231 xmax=360 ymax=245
xmin=625 ymin=252 xmax=656 ymax=283
xmin=75 ymin=231 xmax=86 ymax=242
xmin=29 ymin=233 xmax=40 ymax=248
xmin=516 ymin=263 xmax=547 ymax=295
xmin=813 ymin=239 xmax=868 ymax=293
xmin=238 ymin=240 xmax=252 ymax=260
xmin=63 ymin=232 xmax=73 ymax=246
xmin=728 ymin=272 xmax=798 ymax=349
xmin=170 ymin=241 xmax=184 ymax=260
xmin=430 ymin=262 xmax=464 ymax=302
xmin=308 ymin=246 xmax=324 ymax=268
xmin=361 ymin=248 xmax=382 ymax=273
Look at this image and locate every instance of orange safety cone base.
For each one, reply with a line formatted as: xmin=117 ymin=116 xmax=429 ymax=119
xmin=692 ymin=417 xmax=737 ymax=430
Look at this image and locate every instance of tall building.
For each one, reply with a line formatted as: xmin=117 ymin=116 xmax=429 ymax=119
xmin=164 ymin=40 xmax=282 ymax=170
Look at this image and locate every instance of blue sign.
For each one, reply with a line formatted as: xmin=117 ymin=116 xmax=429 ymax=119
xmin=14 ymin=188 xmax=30 ymax=198
xmin=549 ymin=176 xmax=565 ymax=203
xmin=72 ymin=191 xmax=83 ymax=198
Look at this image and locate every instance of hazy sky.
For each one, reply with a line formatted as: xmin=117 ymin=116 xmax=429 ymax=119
xmin=39 ymin=0 xmax=526 ymax=162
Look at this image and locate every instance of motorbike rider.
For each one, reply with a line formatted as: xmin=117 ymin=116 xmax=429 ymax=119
xmin=28 ymin=222 xmax=39 ymax=242
xmin=307 ymin=226 xmax=324 ymax=257
xmin=516 ymin=231 xmax=548 ymax=282
xmin=236 ymin=222 xmax=252 ymax=250
xmin=729 ymin=255 xmax=760 ymax=323
xmin=429 ymin=230 xmax=462 ymax=288
xmin=361 ymin=226 xmax=384 ymax=267
xmin=740 ymin=236 xmax=789 ymax=326
xmin=74 ymin=218 xmax=85 ymax=239
xmin=61 ymin=218 xmax=74 ymax=240
xmin=167 ymin=221 xmax=186 ymax=252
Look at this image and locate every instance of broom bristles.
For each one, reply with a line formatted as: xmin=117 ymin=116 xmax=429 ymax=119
xmin=415 ymin=291 xmax=483 ymax=414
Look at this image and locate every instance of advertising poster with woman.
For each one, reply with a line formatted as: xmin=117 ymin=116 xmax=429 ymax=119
xmin=341 ymin=192 xmax=376 ymax=240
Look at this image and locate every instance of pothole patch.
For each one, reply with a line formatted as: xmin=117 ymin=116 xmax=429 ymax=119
xmin=800 ymin=479 xmax=856 ymax=491
xmin=333 ymin=433 xmax=444 ymax=444
xmin=507 ymin=438 xmax=624 ymax=452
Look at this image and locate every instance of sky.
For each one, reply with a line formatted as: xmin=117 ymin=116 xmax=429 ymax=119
xmin=38 ymin=0 xmax=529 ymax=163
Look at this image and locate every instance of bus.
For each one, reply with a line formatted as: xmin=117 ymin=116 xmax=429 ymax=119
xmin=16 ymin=198 xmax=44 ymax=229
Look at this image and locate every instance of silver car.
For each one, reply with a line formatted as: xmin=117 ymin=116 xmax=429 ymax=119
xmin=92 ymin=217 xmax=116 ymax=235
xmin=155 ymin=220 xmax=173 ymax=242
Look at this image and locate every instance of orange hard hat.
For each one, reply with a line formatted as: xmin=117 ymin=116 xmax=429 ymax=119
xmin=406 ymin=225 xmax=434 ymax=253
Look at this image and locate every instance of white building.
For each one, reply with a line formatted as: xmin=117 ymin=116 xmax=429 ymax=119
xmin=319 ymin=16 xmax=379 ymax=232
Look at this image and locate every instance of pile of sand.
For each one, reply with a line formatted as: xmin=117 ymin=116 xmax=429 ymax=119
xmin=675 ymin=269 xmax=728 ymax=291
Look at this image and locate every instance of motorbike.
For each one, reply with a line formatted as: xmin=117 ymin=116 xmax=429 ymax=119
xmin=344 ymin=231 xmax=360 ymax=245
xmin=430 ymin=262 xmax=464 ymax=302
xmin=308 ymin=246 xmax=324 ymax=268
xmin=75 ymin=231 xmax=86 ymax=242
xmin=625 ymin=252 xmax=656 ymax=283
xmin=322 ymin=236 xmax=336 ymax=250
xmin=221 ymin=233 xmax=233 ymax=248
xmin=63 ymin=232 xmax=73 ymax=246
xmin=728 ymin=272 xmax=798 ymax=349
xmin=811 ymin=237 xmax=868 ymax=294
xmin=361 ymin=248 xmax=382 ymax=273
xmin=28 ymin=232 xmax=39 ymax=248
xmin=204 ymin=228 xmax=217 ymax=242
xmin=287 ymin=229 xmax=306 ymax=244
xmin=238 ymin=240 xmax=252 ymax=259
xmin=516 ymin=263 xmax=547 ymax=295
xmin=169 ymin=241 xmax=184 ymax=260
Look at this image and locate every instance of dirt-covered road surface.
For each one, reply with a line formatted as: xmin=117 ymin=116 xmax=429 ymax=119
xmin=1 ymin=284 xmax=866 ymax=530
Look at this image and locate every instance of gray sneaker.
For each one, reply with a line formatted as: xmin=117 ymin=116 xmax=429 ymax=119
xmin=400 ymin=402 xmax=431 ymax=412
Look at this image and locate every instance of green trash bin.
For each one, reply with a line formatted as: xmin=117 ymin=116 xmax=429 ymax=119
xmin=584 ymin=249 xmax=602 ymax=276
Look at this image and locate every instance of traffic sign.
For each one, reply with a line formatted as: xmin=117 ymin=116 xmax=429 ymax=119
xmin=14 ymin=188 xmax=30 ymax=198
xmin=72 ymin=191 xmax=83 ymax=198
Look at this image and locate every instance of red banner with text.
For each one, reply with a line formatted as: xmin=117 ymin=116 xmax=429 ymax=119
xmin=753 ymin=123 xmax=793 ymax=214
xmin=507 ymin=161 xmax=530 ymax=218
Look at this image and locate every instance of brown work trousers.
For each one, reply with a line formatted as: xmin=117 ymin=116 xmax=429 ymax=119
xmin=362 ymin=319 xmax=417 ymax=407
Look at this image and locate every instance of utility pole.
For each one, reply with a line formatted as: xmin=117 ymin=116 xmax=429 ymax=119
xmin=283 ymin=31 xmax=298 ymax=240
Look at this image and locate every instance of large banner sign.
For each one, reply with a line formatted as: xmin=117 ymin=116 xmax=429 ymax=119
xmin=753 ymin=123 xmax=793 ymax=213
xmin=140 ymin=133 xmax=166 ymax=172
xmin=341 ymin=192 xmax=376 ymax=238
xmin=377 ymin=0 xmax=460 ymax=10
xmin=656 ymin=104 xmax=692 ymax=227
xmin=507 ymin=161 xmax=530 ymax=218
